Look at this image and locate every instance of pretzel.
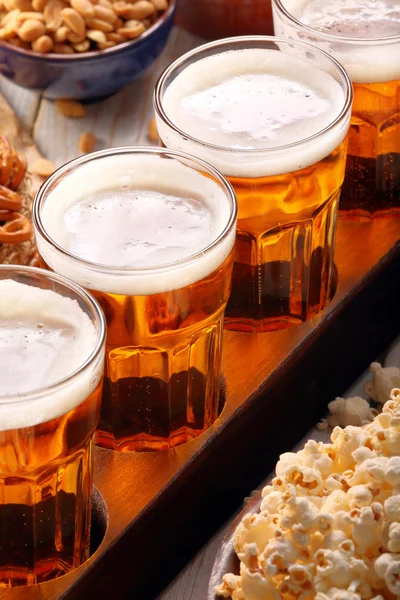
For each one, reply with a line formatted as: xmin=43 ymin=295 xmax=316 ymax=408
xmin=8 ymin=152 xmax=28 ymax=191
xmin=0 ymin=136 xmax=14 ymax=187
xmin=0 ymin=211 xmax=33 ymax=244
xmin=0 ymin=184 xmax=23 ymax=211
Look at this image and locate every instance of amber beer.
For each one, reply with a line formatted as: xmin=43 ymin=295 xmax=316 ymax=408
xmin=33 ymin=149 xmax=237 ymax=452
xmin=0 ymin=266 xmax=105 ymax=587
xmin=154 ymin=37 xmax=353 ymax=332
xmin=273 ymin=0 xmax=400 ymax=218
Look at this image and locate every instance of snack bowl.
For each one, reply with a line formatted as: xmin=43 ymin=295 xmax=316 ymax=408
xmin=0 ymin=0 xmax=175 ymax=101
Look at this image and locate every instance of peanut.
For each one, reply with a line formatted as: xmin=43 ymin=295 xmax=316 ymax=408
xmin=117 ymin=18 xmax=144 ymax=38
xmin=61 ymin=7 xmax=85 ymax=35
xmin=70 ymin=0 xmax=93 ymax=17
xmin=55 ymin=98 xmax=85 ymax=117
xmin=93 ymin=4 xmax=116 ymax=22
xmin=31 ymin=31 xmax=52 ymax=50
xmin=53 ymin=23 xmax=68 ymax=40
xmin=17 ymin=10 xmax=45 ymax=19
xmin=147 ymin=116 xmax=158 ymax=143
xmin=12 ymin=0 xmax=32 ymax=12
xmin=97 ymin=39 xmax=114 ymax=48
xmin=1 ymin=0 xmax=168 ymax=53
xmin=31 ymin=158 xmax=56 ymax=177
xmin=66 ymin=29 xmax=84 ymax=41
xmin=72 ymin=37 xmax=89 ymax=50
xmin=44 ymin=0 xmax=62 ymax=30
xmin=151 ymin=0 xmax=167 ymax=9
xmin=86 ymin=27 xmax=105 ymax=42
xmin=85 ymin=16 xmax=112 ymax=30
xmin=126 ymin=0 xmax=154 ymax=19
xmin=17 ymin=18 xmax=45 ymax=40
xmin=106 ymin=30 xmax=123 ymax=42
xmin=53 ymin=40 xmax=73 ymax=51
xmin=113 ymin=2 xmax=136 ymax=20
xmin=31 ymin=0 xmax=47 ymax=9
xmin=78 ymin=131 xmax=97 ymax=153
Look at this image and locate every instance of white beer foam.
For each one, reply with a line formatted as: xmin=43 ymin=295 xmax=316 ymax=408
xmin=37 ymin=153 xmax=235 ymax=296
xmin=0 ymin=280 xmax=103 ymax=431
xmin=157 ymin=48 xmax=349 ymax=178
xmin=275 ymin=0 xmax=400 ymax=84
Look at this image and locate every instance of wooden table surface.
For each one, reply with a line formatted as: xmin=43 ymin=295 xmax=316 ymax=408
xmin=0 ymin=26 xmax=204 ymax=165
xmin=1 ymin=25 xmax=399 ymax=600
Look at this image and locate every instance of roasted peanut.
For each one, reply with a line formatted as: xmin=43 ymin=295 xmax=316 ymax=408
xmin=31 ymin=0 xmax=47 ymax=10
xmin=113 ymin=2 xmax=136 ymax=20
xmin=86 ymin=27 xmax=105 ymax=42
xmin=72 ymin=37 xmax=88 ymax=50
xmin=106 ymin=30 xmax=123 ymax=42
xmin=1 ymin=0 xmax=168 ymax=53
xmin=53 ymin=41 xmax=74 ymax=52
xmin=17 ymin=10 xmax=45 ymax=20
xmin=31 ymin=158 xmax=56 ymax=177
xmin=78 ymin=131 xmax=97 ymax=153
xmin=126 ymin=0 xmax=154 ymax=19
xmin=70 ymin=0 xmax=93 ymax=17
xmin=147 ymin=116 xmax=158 ymax=143
xmin=55 ymin=98 xmax=85 ymax=117
xmin=117 ymin=18 xmax=144 ymax=38
xmin=151 ymin=0 xmax=167 ymax=9
xmin=53 ymin=23 xmax=68 ymax=40
xmin=31 ymin=31 xmax=52 ymax=50
xmin=85 ymin=16 xmax=112 ymax=30
xmin=44 ymin=0 xmax=62 ymax=30
xmin=93 ymin=4 xmax=116 ymax=22
xmin=12 ymin=0 xmax=32 ymax=12
xmin=17 ymin=18 xmax=45 ymax=40
xmin=61 ymin=6 xmax=85 ymax=35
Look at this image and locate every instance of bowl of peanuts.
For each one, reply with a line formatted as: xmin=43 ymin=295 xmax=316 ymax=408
xmin=0 ymin=0 xmax=174 ymax=100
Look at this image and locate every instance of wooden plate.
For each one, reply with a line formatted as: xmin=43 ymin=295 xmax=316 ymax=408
xmin=207 ymin=491 xmax=262 ymax=600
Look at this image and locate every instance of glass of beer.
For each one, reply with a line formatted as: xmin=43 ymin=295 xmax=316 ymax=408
xmin=154 ymin=36 xmax=353 ymax=332
xmin=33 ymin=148 xmax=237 ymax=452
xmin=272 ymin=0 xmax=400 ymax=218
xmin=0 ymin=265 xmax=105 ymax=587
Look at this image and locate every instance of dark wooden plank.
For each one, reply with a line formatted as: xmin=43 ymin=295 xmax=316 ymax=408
xmin=2 ymin=214 xmax=400 ymax=600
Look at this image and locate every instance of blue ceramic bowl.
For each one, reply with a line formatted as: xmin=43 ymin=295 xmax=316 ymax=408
xmin=0 ymin=1 xmax=175 ymax=101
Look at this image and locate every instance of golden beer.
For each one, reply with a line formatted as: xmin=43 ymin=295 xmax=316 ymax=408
xmin=33 ymin=149 xmax=237 ymax=452
xmin=0 ymin=266 xmax=105 ymax=587
xmin=273 ymin=0 xmax=400 ymax=218
xmin=154 ymin=37 xmax=352 ymax=332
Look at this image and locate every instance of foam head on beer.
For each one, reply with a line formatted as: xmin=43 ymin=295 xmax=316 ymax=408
xmin=0 ymin=279 xmax=100 ymax=430
xmin=275 ymin=0 xmax=400 ymax=84
xmin=158 ymin=47 xmax=349 ymax=178
xmin=36 ymin=153 xmax=235 ymax=296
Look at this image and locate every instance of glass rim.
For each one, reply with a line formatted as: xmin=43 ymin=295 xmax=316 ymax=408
xmin=153 ymin=35 xmax=353 ymax=156
xmin=33 ymin=145 xmax=238 ymax=278
xmin=272 ymin=0 xmax=400 ymax=45
xmin=0 ymin=264 xmax=106 ymax=406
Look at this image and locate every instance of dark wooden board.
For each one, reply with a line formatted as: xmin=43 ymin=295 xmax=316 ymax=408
xmin=2 ymin=214 xmax=400 ymax=600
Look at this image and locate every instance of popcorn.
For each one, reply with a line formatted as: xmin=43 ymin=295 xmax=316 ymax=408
xmin=328 ymin=396 xmax=374 ymax=428
xmin=216 ymin=388 xmax=400 ymax=600
xmin=365 ymin=363 xmax=400 ymax=405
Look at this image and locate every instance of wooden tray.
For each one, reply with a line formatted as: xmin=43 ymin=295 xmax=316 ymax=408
xmin=2 ymin=96 xmax=400 ymax=599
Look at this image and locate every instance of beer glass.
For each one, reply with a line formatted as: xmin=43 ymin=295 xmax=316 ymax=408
xmin=154 ymin=37 xmax=353 ymax=332
xmin=272 ymin=0 xmax=400 ymax=218
xmin=0 ymin=265 xmax=105 ymax=587
xmin=33 ymin=148 xmax=237 ymax=452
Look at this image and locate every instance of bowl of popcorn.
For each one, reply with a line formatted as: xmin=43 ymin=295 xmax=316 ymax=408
xmin=212 ymin=387 xmax=400 ymax=600
xmin=0 ymin=0 xmax=174 ymax=100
